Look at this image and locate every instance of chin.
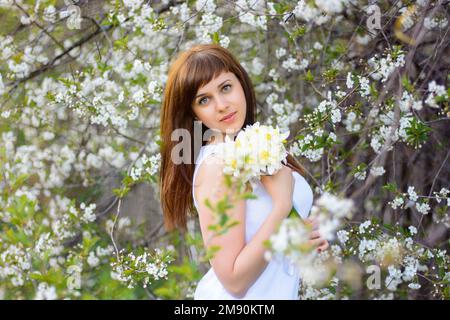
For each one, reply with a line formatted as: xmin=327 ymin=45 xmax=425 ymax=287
xmin=219 ymin=116 xmax=245 ymax=135
xmin=223 ymin=126 xmax=240 ymax=135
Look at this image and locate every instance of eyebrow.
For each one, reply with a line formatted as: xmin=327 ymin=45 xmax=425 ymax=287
xmin=195 ymin=79 xmax=231 ymax=99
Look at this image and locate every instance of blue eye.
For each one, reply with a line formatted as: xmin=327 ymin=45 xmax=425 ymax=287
xmin=199 ymin=97 xmax=208 ymax=105
xmin=222 ymin=84 xmax=231 ymax=92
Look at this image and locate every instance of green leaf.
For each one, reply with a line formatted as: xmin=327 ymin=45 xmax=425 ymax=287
xmin=305 ymin=69 xmax=314 ymax=82
xmin=323 ymin=68 xmax=339 ymax=82
xmin=113 ymin=36 xmax=129 ymax=50
xmin=382 ymin=183 xmax=397 ymax=193
xmin=211 ymin=32 xmax=220 ymax=45
xmin=112 ymin=186 xmax=130 ymax=198
xmin=291 ymin=26 xmax=306 ymax=39
xmin=204 ymin=245 xmax=221 ymax=261
xmin=241 ymin=192 xmax=257 ymax=200
xmin=405 ymin=117 xmax=431 ymax=148
xmin=401 ymin=75 xmax=413 ymax=92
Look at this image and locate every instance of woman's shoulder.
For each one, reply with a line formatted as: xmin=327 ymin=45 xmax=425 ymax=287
xmin=195 ymin=143 xmax=224 ymax=166
xmin=194 ymin=146 xmax=225 ymax=186
xmin=192 ymin=146 xmax=228 ymax=209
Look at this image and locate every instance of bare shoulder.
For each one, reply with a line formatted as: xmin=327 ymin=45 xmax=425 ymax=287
xmin=195 ymin=153 xmax=225 ymax=186
xmin=194 ymin=152 xmax=245 ymax=232
xmin=194 ymin=154 xmax=231 ymax=206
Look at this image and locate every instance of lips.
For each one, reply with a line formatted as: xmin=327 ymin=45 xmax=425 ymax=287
xmin=220 ymin=111 xmax=237 ymax=122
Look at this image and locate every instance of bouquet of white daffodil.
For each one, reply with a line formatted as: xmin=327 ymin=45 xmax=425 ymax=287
xmin=217 ymin=122 xmax=290 ymax=183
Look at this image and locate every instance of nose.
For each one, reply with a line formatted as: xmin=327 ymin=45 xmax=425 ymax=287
xmin=215 ymin=94 xmax=229 ymax=113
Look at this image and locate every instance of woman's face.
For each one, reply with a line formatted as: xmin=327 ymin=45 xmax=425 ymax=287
xmin=192 ymin=71 xmax=246 ymax=142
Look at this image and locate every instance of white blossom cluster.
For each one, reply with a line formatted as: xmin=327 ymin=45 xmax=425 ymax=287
xmin=105 ymin=217 xmax=132 ymax=237
xmin=267 ymin=218 xmax=328 ymax=286
xmin=264 ymin=93 xmax=301 ymax=133
xmin=80 ymin=202 xmax=97 ymax=223
xmin=217 ymin=123 xmax=290 ymax=183
xmin=425 ymin=81 xmax=448 ymax=109
xmin=369 ymin=100 xmax=431 ymax=154
xmin=290 ymin=97 xmax=341 ymax=162
xmin=293 ymin=0 xmax=351 ymax=26
xmin=370 ymin=166 xmax=385 ymax=177
xmin=300 ymin=278 xmax=342 ymax=300
xmin=368 ymin=51 xmax=406 ymax=83
xmin=0 ymin=244 xmax=32 ymax=288
xmin=433 ymin=187 xmax=450 ymax=208
xmin=111 ymin=248 xmax=172 ymax=289
xmin=235 ymin=0 xmax=267 ymax=31
xmin=358 ymin=76 xmax=371 ymax=97
xmin=87 ymin=245 xmax=114 ymax=268
xmin=0 ymin=199 xmax=108 ymax=295
xmin=170 ymin=3 xmax=191 ymax=22
xmin=353 ymin=164 xmax=367 ymax=181
xmin=343 ymin=111 xmax=361 ymax=132
xmin=1 ymin=0 xmax=449 ymax=300
xmin=399 ymin=91 xmax=423 ymax=112
xmin=193 ymin=0 xmax=224 ymax=44
xmin=34 ymin=282 xmax=57 ymax=300
xmin=424 ymin=16 xmax=448 ymax=30
xmin=311 ymin=193 xmax=354 ymax=241
xmin=130 ymin=153 xmax=161 ymax=181
xmin=267 ymin=193 xmax=354 ymax=286
xmin=316 ymin=220 xmax=448 ymax=299
xmin=290 ymin=135 xmax=324 ymax=162
xmin=388 ymin=185 xmax=449 ymax=217
xmin=281 ymin=56 xmax=309 ymax=72
xmin=357 ymin=232 xmax=426 ymax=291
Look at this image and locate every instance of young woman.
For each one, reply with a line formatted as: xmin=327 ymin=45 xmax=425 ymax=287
xmin=160 ymin=44 xmax=329 ymax=299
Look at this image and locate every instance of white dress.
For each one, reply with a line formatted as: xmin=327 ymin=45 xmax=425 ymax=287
xmin=192 ymin=143 xmax=314 ymax=300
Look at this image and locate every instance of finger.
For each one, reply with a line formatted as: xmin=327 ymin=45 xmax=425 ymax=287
xmin=304 ymin=218 xmax=319 ymax=230
xmin=308 ymin=230 xmax=321 ymax=240
xmin=304 ymin=216 xmax=318 ymax=224
xmin=317 ymin=240 xmax=329 ymax=252
xmin=307 ymin=238 xmax=323 ymax=247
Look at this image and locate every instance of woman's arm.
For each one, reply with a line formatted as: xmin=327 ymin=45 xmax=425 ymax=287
xmin=194 ymin=155 xmax=293 ymax=298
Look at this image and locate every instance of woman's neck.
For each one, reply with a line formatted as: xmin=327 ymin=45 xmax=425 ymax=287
xmin=205 ymin=132 xmax=236 ymax=145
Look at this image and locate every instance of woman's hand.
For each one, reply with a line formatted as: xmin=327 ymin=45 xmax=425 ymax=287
xmin=260 ymin=165 xmax=295 ymax=218
xmin=304 ymin=217 xmax=329 ymax=252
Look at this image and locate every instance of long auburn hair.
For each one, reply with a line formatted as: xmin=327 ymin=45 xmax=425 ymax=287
xmin=160 ymin=44 xmax=305 ymax=231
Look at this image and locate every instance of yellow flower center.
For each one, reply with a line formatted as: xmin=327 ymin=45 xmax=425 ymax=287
xmin=260 ymin=150 xmax=269 ymax=161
